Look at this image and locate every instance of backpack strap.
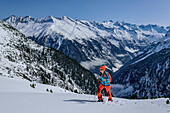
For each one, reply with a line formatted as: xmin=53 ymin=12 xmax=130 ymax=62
xmin=107 ymin=72 xmax=111 ymax=83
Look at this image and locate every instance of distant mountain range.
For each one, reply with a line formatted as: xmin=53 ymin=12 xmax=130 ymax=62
xmin=3 ymin=15 xmax=169 ymax=75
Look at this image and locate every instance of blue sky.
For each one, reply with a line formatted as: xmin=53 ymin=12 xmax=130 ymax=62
xmin=0 ymin=0 xmax=170 ymax=26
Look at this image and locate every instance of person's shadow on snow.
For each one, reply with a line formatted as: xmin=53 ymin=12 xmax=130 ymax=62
xmin=63 ymin=99 xmax=96 ymax=104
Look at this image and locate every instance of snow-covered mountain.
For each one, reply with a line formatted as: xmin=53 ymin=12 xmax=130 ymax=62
xmin=3 ymin=15 xmax=169 ymax=74
xmin=111 ymin=30 xmax=170 ymax=98
xmin=0 ymin=20 xmax=98 ymax=94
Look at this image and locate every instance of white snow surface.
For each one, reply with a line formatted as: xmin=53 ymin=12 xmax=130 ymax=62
xmin=0 ymin=76 xmax=169 ymax=113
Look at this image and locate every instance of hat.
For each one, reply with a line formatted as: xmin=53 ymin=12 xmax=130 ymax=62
xmin=100 ymin=65 xmax=106 ymax=71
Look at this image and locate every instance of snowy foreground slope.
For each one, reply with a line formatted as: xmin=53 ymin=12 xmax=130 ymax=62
xmin=0 ymin=76 xmax=169 ymax=113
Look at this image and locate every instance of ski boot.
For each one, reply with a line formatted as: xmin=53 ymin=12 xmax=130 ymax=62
xmin=108 ymin=99 xmax=113 ymax=102
xmin=98 ymin=99 xmax=104 ymax=102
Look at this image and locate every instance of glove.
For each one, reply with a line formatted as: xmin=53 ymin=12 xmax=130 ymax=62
xmin=98 ymin=78 xmax=102 ymax=82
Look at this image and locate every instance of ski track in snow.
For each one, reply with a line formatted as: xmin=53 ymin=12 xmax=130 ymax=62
xmin=0 ymin=76 xmax=169 ymax=113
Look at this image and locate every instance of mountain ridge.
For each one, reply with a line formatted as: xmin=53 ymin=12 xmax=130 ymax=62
xmin=3 ymin=15 xmax=169 ymax=74
xmin=0 ymin=20 xmax=98 ymax=94
xmin=111 ymin=30 xmax=170 ymax=98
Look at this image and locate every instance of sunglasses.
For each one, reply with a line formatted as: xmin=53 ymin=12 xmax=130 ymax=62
xmin=100 ymin=69 xmax=103 ymax=71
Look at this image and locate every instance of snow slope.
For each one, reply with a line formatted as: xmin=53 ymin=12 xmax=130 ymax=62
xmin=0 ymin=76 xmax=169 ymax=113
xmin=0 ymin=76 xmax=66 ymax=93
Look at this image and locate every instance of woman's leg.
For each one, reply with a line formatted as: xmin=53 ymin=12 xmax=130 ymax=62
xmin=97 ymin=84 xmax=104 ymax=100
xmin=105 ymin=85 xmax=112 ymax=100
